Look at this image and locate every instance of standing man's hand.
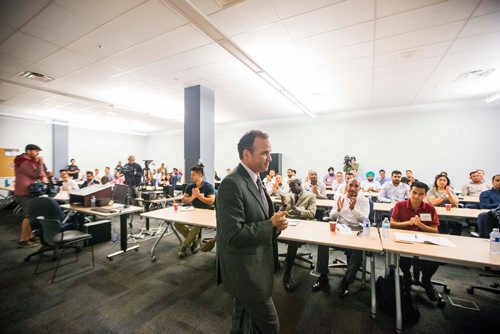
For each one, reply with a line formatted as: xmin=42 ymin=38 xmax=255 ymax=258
xmin=271 ymin=211 xmax=288 ymax=230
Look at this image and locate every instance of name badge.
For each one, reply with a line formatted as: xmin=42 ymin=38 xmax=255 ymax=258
xmin=420 ymin=213 xmax=432 ymax=222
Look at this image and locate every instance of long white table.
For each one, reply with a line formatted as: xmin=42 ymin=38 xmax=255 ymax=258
xmin=381 ymin=229 xmax=500 ymax=332
xmin=373 ymin=202 xmax=489 ymax=219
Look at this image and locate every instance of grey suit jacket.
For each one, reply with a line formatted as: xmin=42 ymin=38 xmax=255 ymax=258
xmin=216 ymin=163 xmax=275 ymax=302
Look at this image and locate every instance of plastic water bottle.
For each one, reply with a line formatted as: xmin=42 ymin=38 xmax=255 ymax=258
xmin=4 ymin=179 xmax=8 ymax=187
xmin=363 ymin=218 xmax=371 ymax=237
xmin=382 ymin=218 xmax=391 ymax=239
xmin=490 ymin=228 xmax=500 ymax=254
xmin=90 ymin=195 xmax=96 ymax=208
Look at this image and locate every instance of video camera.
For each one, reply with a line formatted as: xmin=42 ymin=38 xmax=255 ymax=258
xmin=344 ymin=155 xmax=352 ymax=166
xmin=30 ymin=181 xmax=60 ymax=198
xmin=143 ymin=159 xmax=154 ymax=171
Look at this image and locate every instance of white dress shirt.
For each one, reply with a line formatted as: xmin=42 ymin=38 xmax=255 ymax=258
xmin=330 ymin=192 xmax=369 ymax=227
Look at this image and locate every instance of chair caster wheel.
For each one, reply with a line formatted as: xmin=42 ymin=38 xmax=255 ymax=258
xmin=134 ymin=248 xmax=139 ymax=252
xmin=108 ymin=257 xmax=113 ymax=261
xmin=371 ymin=314 xmax=376 ymax=320
xmin=152 ymin=256 xmax=157 ymax=262
xmin=467 ymin=287 xmax=474 ymax=295
xmin=444 ymin=287 xmax=451 ymax=294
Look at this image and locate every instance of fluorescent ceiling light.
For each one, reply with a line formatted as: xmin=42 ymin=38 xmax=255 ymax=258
xmin=258 ymin=72 xmax=284 ymax=91
xmin=482 ymin=92 xmax=500 ymax=103
xmin=281 ymin=90 xmax=299 ymax=104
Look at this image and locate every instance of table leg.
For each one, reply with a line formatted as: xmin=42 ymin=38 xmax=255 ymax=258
xmin=362 ymin=251 xmax=367 ymax=288
xmin=394 ymin=253 xmax=402 ymax=333
xmin=145 ymin=202 xmax=150 ymax=231
xmin=370 ymin=252 xmax=376 ymax=319
xmin=107 ymin=213 xmax=139 ymax=260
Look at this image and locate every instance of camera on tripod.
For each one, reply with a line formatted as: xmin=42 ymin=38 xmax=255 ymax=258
xmin=143 ymin=159 xmax=154 ymax=171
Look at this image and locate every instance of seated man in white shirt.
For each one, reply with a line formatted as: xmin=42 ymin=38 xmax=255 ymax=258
xmin=312 ymin=179 xmax=369 ymax=297
xmin=285 ymin=168 xmax=296 ymax=184
xmin=361 ymin=171 xmax=381 ymax=192
xmin=334 ymin=172 xmax=354 ymax=199
xmin=262 ymin=169 xmax=276 ymax=188
xmin=352 ymin=169 xmax=363 ymax=182
xmin=378 ymin=170 xmax=410 ymax=203
xmin=60 ymin=171 xmax=79 ymax=192
xmin=303 ymin=170 xmax=328 ymax=199
xmin=266 ymin=174 xmax=289 ymax=196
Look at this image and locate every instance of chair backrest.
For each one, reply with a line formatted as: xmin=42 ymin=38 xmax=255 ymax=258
xmin=37 ymin=217 xmax=63 ymax=246
xmin=28 ymin=197 xmax=64 ymax=229
xmin=368 ymin=198 xmax=374 ymax=223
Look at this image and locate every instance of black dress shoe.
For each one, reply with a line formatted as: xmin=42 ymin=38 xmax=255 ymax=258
xmin=338 ymin=278 xmax=349 ymax=298
xmin=311 ymin=276 xmax=329 ymax=292
xmin=423 ymin=282 xmax=439 ymax=302
xmin=283 ymin=275 xmax=296 ymax=292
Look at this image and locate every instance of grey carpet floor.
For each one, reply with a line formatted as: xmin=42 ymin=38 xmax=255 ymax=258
xmin=0 ymin=208 xmax=498 ymax=333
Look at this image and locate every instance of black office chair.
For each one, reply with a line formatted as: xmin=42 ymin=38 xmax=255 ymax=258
xmin=24 ymin=197 xmax=75 ymax=263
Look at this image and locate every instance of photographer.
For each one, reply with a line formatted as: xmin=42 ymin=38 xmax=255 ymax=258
xmin=123 ymin=155 xmax=143 ymax=187
xmin=343 ymin=155 xmax=352 ymax=173
xmin=14 ymin=144 xmax=47 ymax=248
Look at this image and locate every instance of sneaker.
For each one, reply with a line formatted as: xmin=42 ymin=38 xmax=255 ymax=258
xmin=178 ymin=246 xmax=188 ymax=258
xmin=338 ymin=278 xmax=349 ymax=297
xmin=17 ymin=240 xmax=38 ymax=248
xmin=423 ymin=283 xmax=439 ymax=302
xmin=29 ymin=236 xmax=40 ymax=243
xmin=311 ymin=275 xmax=329 ymax=292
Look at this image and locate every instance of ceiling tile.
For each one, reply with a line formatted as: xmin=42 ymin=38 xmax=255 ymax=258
xmin=72 ymin=62 xmax=123 ymax=82
xmin=190 ymin=0 xmax=221 ymax=15
xmin=208 ymin=0 xmax=279 ymax=36
xmin=459 ymin=12 xmax=500 ymax=37
xmin=21 ymin=3 xmax=97 ymax=47
xmin=375 ymin=21 xmax=463 ymax=54
xmin=376 ymin=0 xmax=445 ymax=18
xmin=149 ymin=71 xmax=201 ymax=88
xmin=0 ymin=53 xmax=33 ymax=77
xmin=140 ymin=24 xmax=211 ymax=59
xmin=0 ymin=82 xmax=30 ymax=100
xmin=101 ymin=45 xmax=164 ymax=70
xmin=283 ymin=0 xmax=374 ymax=40
xmin=232 ymin=22 xmax=292 ymax=54
xmin=440 ymin=48 xmax=500 ymax=66
xmin=296 ymin=21 xmax=373 ymax=54
xmin=55 ymin=0 xmax=146 ymax=25
xmin=67 ymin=28 xmax=133 ymax=60
xmin=33 ymin=48 xmax=95 ymax=78
xmin=105 ymin=0 xmax=186 ymax=44
xmin=0 ymin=24 xmax=14 ymax=44
xmin=472 ymin=0 xmax=500 ymax=17
xmin=317 ymin=57 xmax=373 ymax=75
xmin=374 ymin=41 xmax=451 ymax=67
xmin=313 ymin=41 xmax=373 ymax=65
xmin=376 ymin=0 xmax=479 ymax=38
xmin=133 ymin=44 xmax=230 ymax=79
xmin=374 ymin=56 xmax=441 ymax=76
xmin=0 ymin=32 xmax=59 ymax=62
xmin=449 ymin=31 xmax=500 ymax=54
xmin=269 ymin=0 xmax=344 ymax=19
xmin=0 ymin=0 xmax=51 ymax=29
xmin=188 ymin=58 xmax=249 ymax=78
xmin=374 ymin=68 xmax=433 ymax=85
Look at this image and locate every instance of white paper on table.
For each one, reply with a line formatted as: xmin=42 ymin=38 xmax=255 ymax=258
xmin=394 ymin=232 xmax=455 ymax=247
xmin=287 ymin=219 xmax=300 ymax=226
xmin=180 ymin=206 xmax=195 ymax=211
xmin=337 ymin=224 xmax=353 ymax=235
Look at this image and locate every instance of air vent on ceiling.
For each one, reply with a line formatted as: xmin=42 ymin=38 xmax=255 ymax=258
xmin=455 ymin=68 xmax=495 ymax=81
xmin=397 ymin=49 xmax=422 ymax=62
xmin=18 ymin=71 xmax=54 ymax=83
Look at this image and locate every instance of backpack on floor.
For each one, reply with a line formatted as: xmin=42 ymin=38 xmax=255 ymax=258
xmin=376 ymin=267 xmax=420 ymax=326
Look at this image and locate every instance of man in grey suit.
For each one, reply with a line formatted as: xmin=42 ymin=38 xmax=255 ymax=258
xmin=217 ymin=130 xmax=288 ymax=334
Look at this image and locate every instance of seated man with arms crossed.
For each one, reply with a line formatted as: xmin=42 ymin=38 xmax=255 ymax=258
xmin=304 ymin=170 xmax=328 ymax=199
xmin=378 ymin=170 xmax=410 ymax=203
xmin=391 ymin=181 xmax=441 ymax=302
xmin=280 ymin=179 xmax=316 ymax=292
xmin=311 ymin=178 xmax=369 ymax=297
xmin=266 ymin=174 xmax=289 ymax=196
xmin=60 ymin=170 xmax=79 ymax=192
xmin=175 ymin=164 xmax=215 ymax=258
xmin=462 ymin=170 xmax=490 ymax=197
xmin=81 ymin=171 xmax=99 ymax=188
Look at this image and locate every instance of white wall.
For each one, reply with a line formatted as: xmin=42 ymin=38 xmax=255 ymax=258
xmin=145 ymin=130 xmax=185 ymax=172
xmin=213 ymin=102 xmax=500 ymax=188
xmin=68 ymin=127 xmax=147 ymax=175
xmin=0 ymin=117 xmax=53 ymax=183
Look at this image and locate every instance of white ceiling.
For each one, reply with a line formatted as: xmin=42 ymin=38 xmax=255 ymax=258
xmin=0 ymin=0 xmax=499 ymax=134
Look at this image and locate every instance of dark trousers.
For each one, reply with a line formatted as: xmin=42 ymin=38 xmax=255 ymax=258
xmin=284 ymin=241 xmax=302 ymax=274
xmin=316 ymin=245 xmax=363 ymax=283
xmin=231 ymin=297 xmax=279 ymax=334
xmin=400 ymin=257 xmax=439 ymax=286
xmin=478 ymin=211 xmax=499 ymax=238
xmin=439 ymin=220 xmax=463 ymax=235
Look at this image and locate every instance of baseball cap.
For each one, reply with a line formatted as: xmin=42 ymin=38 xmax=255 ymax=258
xmin=25 ymin=144 xmax=42 ymax=151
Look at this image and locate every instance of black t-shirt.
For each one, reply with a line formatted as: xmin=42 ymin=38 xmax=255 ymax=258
xmin=67 ymin=164 xmax=79 ymax=180
xmin=185 ymin=181 xmax=215 ymax=209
